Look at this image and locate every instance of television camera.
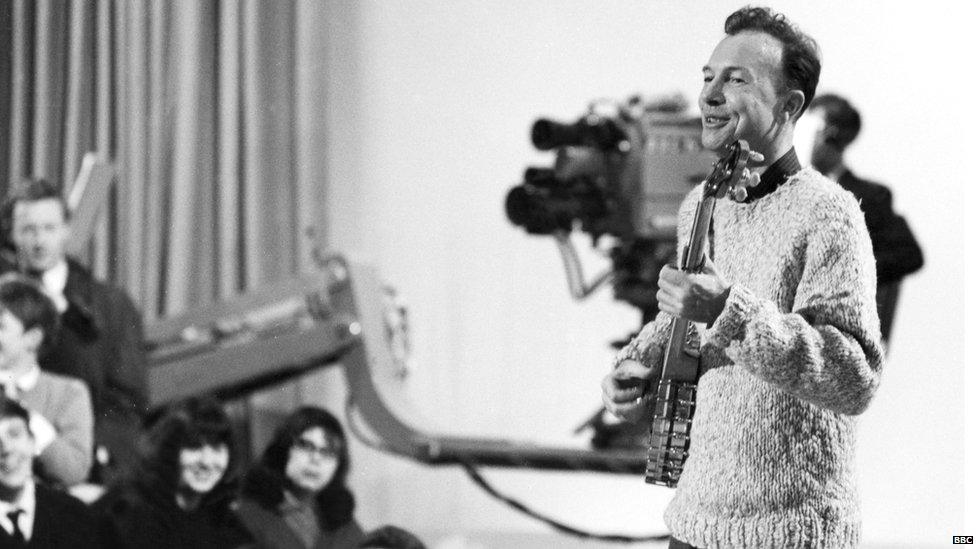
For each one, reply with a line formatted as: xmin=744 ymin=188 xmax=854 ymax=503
xmin=505 ymin=94 xmax=717 ymax=325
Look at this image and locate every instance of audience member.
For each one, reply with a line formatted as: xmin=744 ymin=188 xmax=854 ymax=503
xmin=0 ymin=274 xmax=93 ymax=487
xmin=0 ymin=398 xmax=97 ymax=548
xmin=93 ymin=396 xmax=252 ymax=549
xmin=1 ymin=178 xmax=148 ymax=482
xmin=237 ymin=406 xmax=363 ymax=549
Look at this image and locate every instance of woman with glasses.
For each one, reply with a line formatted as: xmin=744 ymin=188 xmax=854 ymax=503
xmin=237 ymin=406 xmax=363 ymax=548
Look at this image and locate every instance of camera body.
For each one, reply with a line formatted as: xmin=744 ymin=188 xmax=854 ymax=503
xmin=506 ymin=97 xmax=715 ymax=241
xmin=505 ymin=96 xmax=716 ymax=318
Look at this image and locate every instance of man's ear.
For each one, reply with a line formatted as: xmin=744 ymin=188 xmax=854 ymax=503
xmin=783 ymin=90 xmax=806 ymax=121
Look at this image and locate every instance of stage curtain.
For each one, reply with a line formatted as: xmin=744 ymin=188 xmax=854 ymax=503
xmin=0 ymin=0 xmax=324 ymax=319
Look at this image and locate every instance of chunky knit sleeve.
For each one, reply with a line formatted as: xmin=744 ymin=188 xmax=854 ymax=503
xmin=705 ymin=191 xmax=884 ymax=415
xmin=612 ymin=310 xmax=672 ymax=371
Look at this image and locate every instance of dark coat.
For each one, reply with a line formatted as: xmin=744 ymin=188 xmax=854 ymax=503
xmin=93 ymin=480 xmax=253 ymax=549
xmin=236 ymin=497 xmax=364 ymax=549
xmin=836 ymin=170 xmax=924 ymax=341
xmin=37 ymin=259 xmax=148 ymax=479
xmin=237 ymin=466 xmax=363 ymax=549
xmin=837 ymin=169 xmax=924 ymax=285
xmin=0 ymin=483 xmax=98 ymax=549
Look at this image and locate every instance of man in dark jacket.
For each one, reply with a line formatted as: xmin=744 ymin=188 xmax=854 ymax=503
xmin=799 ymin=93 xmax=924 ymax=343
xmin=0 ymin=398 xmax=98 ymax=548
xmin=1 ymin=179 xmax=147 ymax=482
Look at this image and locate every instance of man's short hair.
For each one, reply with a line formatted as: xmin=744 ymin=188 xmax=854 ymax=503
xmin=0 ymin=398 xmax=32 ymax=431
xmin=809 ymin=93 xmax=861 ymax=150
xmin=724 ymin=6 xmax=821 ymax=116
xmin=0 ymin=274 xmax=60 ymax=349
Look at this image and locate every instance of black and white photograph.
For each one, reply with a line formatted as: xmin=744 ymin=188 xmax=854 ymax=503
xmin=0 ymin=1 xmax=970 ymax=548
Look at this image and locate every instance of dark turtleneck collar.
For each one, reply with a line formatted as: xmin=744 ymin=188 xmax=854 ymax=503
xmin=741 ymin=147 xmax=801 ymax=203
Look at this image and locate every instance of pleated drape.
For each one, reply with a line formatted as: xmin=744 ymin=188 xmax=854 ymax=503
xmin=0 ymin=0 xmax=319 ymax=319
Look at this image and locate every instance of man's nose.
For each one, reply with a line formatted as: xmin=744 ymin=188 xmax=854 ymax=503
xmin=701 ymin=81 xmax=724 ymax=106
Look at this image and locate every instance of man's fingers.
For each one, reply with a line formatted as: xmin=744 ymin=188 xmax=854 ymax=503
xmin=659 ymin=264 xmax=682 ymax=285
xmin=614 ymin=359 xmax=653 ymax=380
xmin=608 ymin=400 xmax=642 ymax=419
xmin=608 ymin=375 xmax=643 ymax=402
xmin=602 ymin=371 xmax=646 ymax=418
xmin=602 ymin=386 xmax=646 ymax=420
xmin=656 ymin=288 xmax=678 ymax=313
xmin=657 ymin=274 xmax=681 ymax=295
xmin=611 ymin=387 xmax=643 ymax=404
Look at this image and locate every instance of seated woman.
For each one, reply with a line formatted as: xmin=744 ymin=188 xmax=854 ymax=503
xmin=93 ymin=396 xmax=253 ymax=549
xmin=238 ymin=406 xmax=363 ymax=548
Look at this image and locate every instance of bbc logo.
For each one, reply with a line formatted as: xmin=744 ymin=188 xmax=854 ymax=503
xmin=953 ymin=536 xmax=974 ymax=544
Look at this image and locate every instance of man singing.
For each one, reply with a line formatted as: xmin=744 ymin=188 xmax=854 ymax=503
xmin=602 ymin=7 xmax=883 ymax=549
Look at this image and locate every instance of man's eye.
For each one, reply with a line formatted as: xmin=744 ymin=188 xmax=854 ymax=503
xmin=703 ymin=75 xmax=714 ymax=83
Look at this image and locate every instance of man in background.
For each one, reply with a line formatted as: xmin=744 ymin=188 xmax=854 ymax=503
xmin=797 ymin=93 xmax=924 ymax=343
xmin=1 ymin=179 xmax=147 ymax=483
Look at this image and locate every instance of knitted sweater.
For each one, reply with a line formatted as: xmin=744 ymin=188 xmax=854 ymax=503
xmin=19 ymin=370 xmax=95 ymax=487
xmin=615 ymin=167 xmax=884 ymax=549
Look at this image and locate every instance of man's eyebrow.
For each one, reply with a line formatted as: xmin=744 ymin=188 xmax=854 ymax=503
xmin=702 ymin=64 xmax=750 ymax=75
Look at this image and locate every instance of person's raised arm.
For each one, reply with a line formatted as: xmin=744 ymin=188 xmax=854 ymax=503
xmin=704 ymin=192 xmax=884 ymax=415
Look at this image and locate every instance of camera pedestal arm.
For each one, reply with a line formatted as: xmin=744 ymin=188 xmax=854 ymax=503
xmin=553 ymin=230 xmax=614 ymax=300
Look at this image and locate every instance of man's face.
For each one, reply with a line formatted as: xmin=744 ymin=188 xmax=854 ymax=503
xmin=699 ymin=31 xmax=789 ymax=154
xmin=11 ymin=198 xmax=70 ymax=272
xmin=0 ymin=416 xmax=34 ymax=495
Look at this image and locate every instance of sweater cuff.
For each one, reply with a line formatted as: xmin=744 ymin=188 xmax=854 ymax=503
xmin=612 ymin=344 xmax=643 ymax=369
xmin=705 ymin=284 xmax=760 ymax=349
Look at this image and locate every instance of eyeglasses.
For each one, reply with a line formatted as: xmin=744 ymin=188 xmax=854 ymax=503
xmin=293 ymin=438 xmax=338 ymax=459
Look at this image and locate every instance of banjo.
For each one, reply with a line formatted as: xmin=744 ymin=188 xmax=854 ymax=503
xmin=644 ymin=139 xmax=751 ymax=487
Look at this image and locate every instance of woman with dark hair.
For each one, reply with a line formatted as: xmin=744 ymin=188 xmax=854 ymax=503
xmin=93 ymin=396 xmax=253 ymax=549
xmin=237 ymin=406 xmax=363 ymax=548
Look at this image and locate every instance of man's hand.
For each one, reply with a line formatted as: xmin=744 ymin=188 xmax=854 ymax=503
xmin=657 ymin=256 xmax=730 ymax=325
xmin=28 ymin=409 xmax=58 ymax=454
xmin=602 ymin=359 xmax=655 ymax=423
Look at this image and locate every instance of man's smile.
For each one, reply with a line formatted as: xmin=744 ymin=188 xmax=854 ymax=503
xmin=703 ymin=114 xmax=732 ymax=127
